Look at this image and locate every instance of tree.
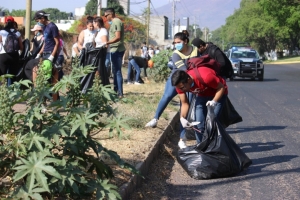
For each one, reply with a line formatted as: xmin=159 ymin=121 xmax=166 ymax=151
xmin=0 ymin=7 xmax=9 ymax=15
xmin=85 ymin=0 xmax=125 ymax=16
xmin=43 ymin=8 xmax=69 ymax=21
xmin=259 ymin=0 xmax=300 ymax=50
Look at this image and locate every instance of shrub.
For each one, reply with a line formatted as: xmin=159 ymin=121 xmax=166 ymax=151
xmin=0 ymin=64 xmax=139 ymax=199
xmin=146 ymin=50 xmax=173 ymax=82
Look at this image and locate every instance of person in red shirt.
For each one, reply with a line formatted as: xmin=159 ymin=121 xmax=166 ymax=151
xmin=171 ymin=63 xmax=228 ymax=143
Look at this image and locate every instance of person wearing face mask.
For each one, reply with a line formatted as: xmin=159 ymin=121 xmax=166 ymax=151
xmin=32 ymin=10 xmax=60 ymax=101
xmin=104 ymin=8 xmax=126 ymax=98
xmin=145 ymin=31 xmax=200 ymax=149
xmin=29 ymin=24 xmax=44 ymax=56
xmin=77 ymin=16 xmax=96 ymax=51
xmin=171 ymin=60 xmax=228 ymax=145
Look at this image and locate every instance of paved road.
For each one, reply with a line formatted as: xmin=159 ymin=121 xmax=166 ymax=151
xmin=130 ymin=63 xmax=300 ymax=200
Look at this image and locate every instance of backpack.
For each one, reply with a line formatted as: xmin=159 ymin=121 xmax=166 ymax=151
xmin=187 ymin=54 xmax=221 ymax=87
xmin=206 ymin=43 xmax=234 ymax=78
xmin=3 ymin=29 xmax=20 ymax=53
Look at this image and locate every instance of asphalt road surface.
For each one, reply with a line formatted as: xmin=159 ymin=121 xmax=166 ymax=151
xmin=130 ymin=63 xmax=300 ymax=200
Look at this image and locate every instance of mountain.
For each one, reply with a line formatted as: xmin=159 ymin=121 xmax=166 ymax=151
xmin=152 ymin=0 xmax=241 ymax=31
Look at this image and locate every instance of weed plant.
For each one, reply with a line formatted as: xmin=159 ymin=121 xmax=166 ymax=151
xmin=0 ymin=62 xmax=139 ymax=199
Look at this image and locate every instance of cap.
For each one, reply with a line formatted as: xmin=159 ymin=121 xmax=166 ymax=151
xmin=33 ymin=10 xmax=50 ymax=20
xmin=192 ymin=38 xmax=202 ymax=48
xmin=5 ymin=16 xmax=14 ymax=23
xmin=31 ymin=24 xmax=43 ymax=31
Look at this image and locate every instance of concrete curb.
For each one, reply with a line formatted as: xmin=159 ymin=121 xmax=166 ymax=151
xmin=119 ymin=111 xmax=179 ymax=199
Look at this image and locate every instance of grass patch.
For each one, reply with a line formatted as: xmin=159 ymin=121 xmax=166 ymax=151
xmin=264 ymin=55 xmax=300 ymax=63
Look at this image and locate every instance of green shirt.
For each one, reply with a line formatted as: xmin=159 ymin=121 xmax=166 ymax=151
xmin=109 ymin=18 xmax=125 ymax=53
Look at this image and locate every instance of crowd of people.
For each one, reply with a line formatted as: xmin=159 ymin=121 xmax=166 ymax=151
xmin=0 ymin=9 xmax=232 ymax=149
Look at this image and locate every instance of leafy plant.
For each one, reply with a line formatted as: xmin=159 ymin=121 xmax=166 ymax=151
xmin=147 ymin=50 xmax=173 ymax=82
xmin=0 ymin=62 xmax=141 ymax=199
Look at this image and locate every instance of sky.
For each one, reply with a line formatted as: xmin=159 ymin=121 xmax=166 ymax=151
xmin=1 ymin=0 xmax=168 ymax=14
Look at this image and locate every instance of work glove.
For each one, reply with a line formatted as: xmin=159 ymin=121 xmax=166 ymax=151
xmin=180 ymin=117 xmax=193 ymax=129
xmin=206 ymin=100 xmax=217 ymax=107
xmin=48 ymin=55 xmax=54 ymax=62
xmin=67 ymin=55 xmax=70 ymax=59
xmin=35 ymin=54 xmax=41 ymax=59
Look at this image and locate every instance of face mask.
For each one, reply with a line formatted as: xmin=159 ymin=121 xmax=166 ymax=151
xmin=36 ymin=32 xmax=41 ymax=36
xmin=190 ymin=81 xmax=194 ymax=88
xmin=108 ymin=21 xmax=112 ymax=25
xmin=175 ymin=43 xmax=183 ymax=51
xmin=89 ymin=30 xmax=94 ymax=33
xmin=37 ymin=22 xmax=44 ymax=27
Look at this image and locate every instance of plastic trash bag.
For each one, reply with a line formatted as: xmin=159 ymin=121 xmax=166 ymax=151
xmin=219 ymin=96 xmax=243 ymax=128
xmin=184 ymin=93 xmax=197 ymax=140
xmin=177 ymin=106 xmax=252 ymax=180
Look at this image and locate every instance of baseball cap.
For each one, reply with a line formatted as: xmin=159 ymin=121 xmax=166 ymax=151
xmin=33 ymin=10 xmax=50 ymax=20
xmin=191 ymin=38 xmax=202 ymax=48
xmin=5 ymin=16 xmax=15 ymax=23
xmin=31 ymin=24 xmax=43 ymax=31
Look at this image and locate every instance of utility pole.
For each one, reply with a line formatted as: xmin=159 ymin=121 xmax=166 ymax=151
xmin=193 ymin=16 xmax=196 ymax=38
xmin=147 ymin=0 xmax=150 ymax=46
xmin=177 ymin=19 xmax=180 ymax=32
xmin=25 ymin=0 xmax=32 ymax=40
xmin=97 ymin=0 xmax=101 ymax=16
xmin=172 ymin=0 xmax=175 ymax=39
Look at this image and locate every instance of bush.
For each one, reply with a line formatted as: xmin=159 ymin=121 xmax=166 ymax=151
xmin=146 ymin=50 xmax=173 ymax=82
xmin=0 ymin=63 xmax=140 ymax=199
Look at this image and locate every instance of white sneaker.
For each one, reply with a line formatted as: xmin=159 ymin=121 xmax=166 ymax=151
xmin=134 ymin=82 xmax=141 ymax=85
xmin=178 ymin=140 xmax=187 ymax=149
xmin=145 ymin=118 xmax=158 ymax=128
xmin=127 ymin=82 xmax=133 ymax=85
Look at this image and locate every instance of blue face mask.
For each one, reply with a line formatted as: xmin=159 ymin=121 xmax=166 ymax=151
xmin=37 ymin=22 xmax=44 ymax=27
xmin=36 ymin=32 xmax=41 ymax=36
xmin=108 ymin=21 xmax=112 ymax=25
xmin=175 ymin=43 xmax=183 ymax=51
xmin=191 ymin=81 xmax=194 ymax=88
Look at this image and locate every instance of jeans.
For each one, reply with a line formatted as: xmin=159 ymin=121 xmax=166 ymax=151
xmin=127 ymin=59 xmax=141 ymax=82
xmin=111 ymin=51 xmax=125 ymax=96
xmin=194 ymin=94 xmax=227 ymax=143
xmin=105 ymin=52 xmax=112 ymax=76
xmin=56 ymin=55 xmax=64 ymax=80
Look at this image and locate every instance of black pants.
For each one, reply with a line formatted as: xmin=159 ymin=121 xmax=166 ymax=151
xmin=0 ymin=52 xmax=20 ymax=83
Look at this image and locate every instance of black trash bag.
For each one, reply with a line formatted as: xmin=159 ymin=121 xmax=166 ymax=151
xmin=79 ymin=46 xmax=109 ymax=93
xmin=184 ymin=93 xmax=197 ymax=140
xmin=219 ymin=96 xmax=243 ymax=128
xmin=177 ymin=106 xmax=252 ymax=180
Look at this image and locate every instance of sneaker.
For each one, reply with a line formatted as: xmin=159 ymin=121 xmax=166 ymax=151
xmin=178 ymin=140 xmax=187 ymax=149
xmin=134 ymin=82 xmax=141 ymax=85
xmin=127 ymin=82 xmax=133 ymax=85
xmin=145 ymin=118 xmax=158 ymax=128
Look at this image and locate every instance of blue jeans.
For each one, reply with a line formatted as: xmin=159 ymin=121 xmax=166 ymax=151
xmin=127 ymin=59 xmax=141 ymax=82
xmin=194 ymin=94 xmax=227 ymax=143
xmin=153 ymin=76 xmax=189 ymax=139
xmin=111 ymin=51 xmax=125 ymax=96
xmin=57 ymin=55 xmax=64 ymax=80
xmin=105 ymin=52 xmax=112 ymax=76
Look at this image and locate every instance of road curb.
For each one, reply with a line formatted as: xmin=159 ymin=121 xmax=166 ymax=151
xmin=119 ymin=111 xmax=179 ymax=199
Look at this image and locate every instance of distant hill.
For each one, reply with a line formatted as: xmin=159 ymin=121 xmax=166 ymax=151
xmin=152 ymin=0 xmax=241 ymax=31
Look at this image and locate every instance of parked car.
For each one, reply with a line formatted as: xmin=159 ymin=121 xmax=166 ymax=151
xmin=227 ymin=46 xmax=264 ymax=81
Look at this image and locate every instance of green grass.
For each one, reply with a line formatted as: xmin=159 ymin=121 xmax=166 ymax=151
xmin=264 ymin=55 xmax=300 ymax=63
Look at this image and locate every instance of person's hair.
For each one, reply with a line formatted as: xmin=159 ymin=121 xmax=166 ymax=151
xmin=105 ymin=8 xmax=115 ymax=15
xmin=4 ymin=21 xmax=15 ymax=31
xmin=143 ymin=42 xmax=146 ymax=45
xmin=93 ymin=16 xmax=104 ymax=28
xmin=192 ymin=38 xmax=206 ymax=48
xmin=171 ymin=70 xmax=189 ymax=86
xmin=86 ymin=16 xmax=94 ymax=24
xmin=174 ymin=30 xmax=189 ymax=43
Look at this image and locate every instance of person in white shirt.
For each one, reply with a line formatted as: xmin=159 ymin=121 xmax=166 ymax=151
xmin=93 ymin=17 xmax=108 ymax=48
xmin=77 ymin=16 xmax=96 ymax=51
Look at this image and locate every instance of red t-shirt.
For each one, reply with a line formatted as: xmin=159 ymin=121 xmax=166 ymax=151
xmin=176 ymin=67 xmax=228 ymax=97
